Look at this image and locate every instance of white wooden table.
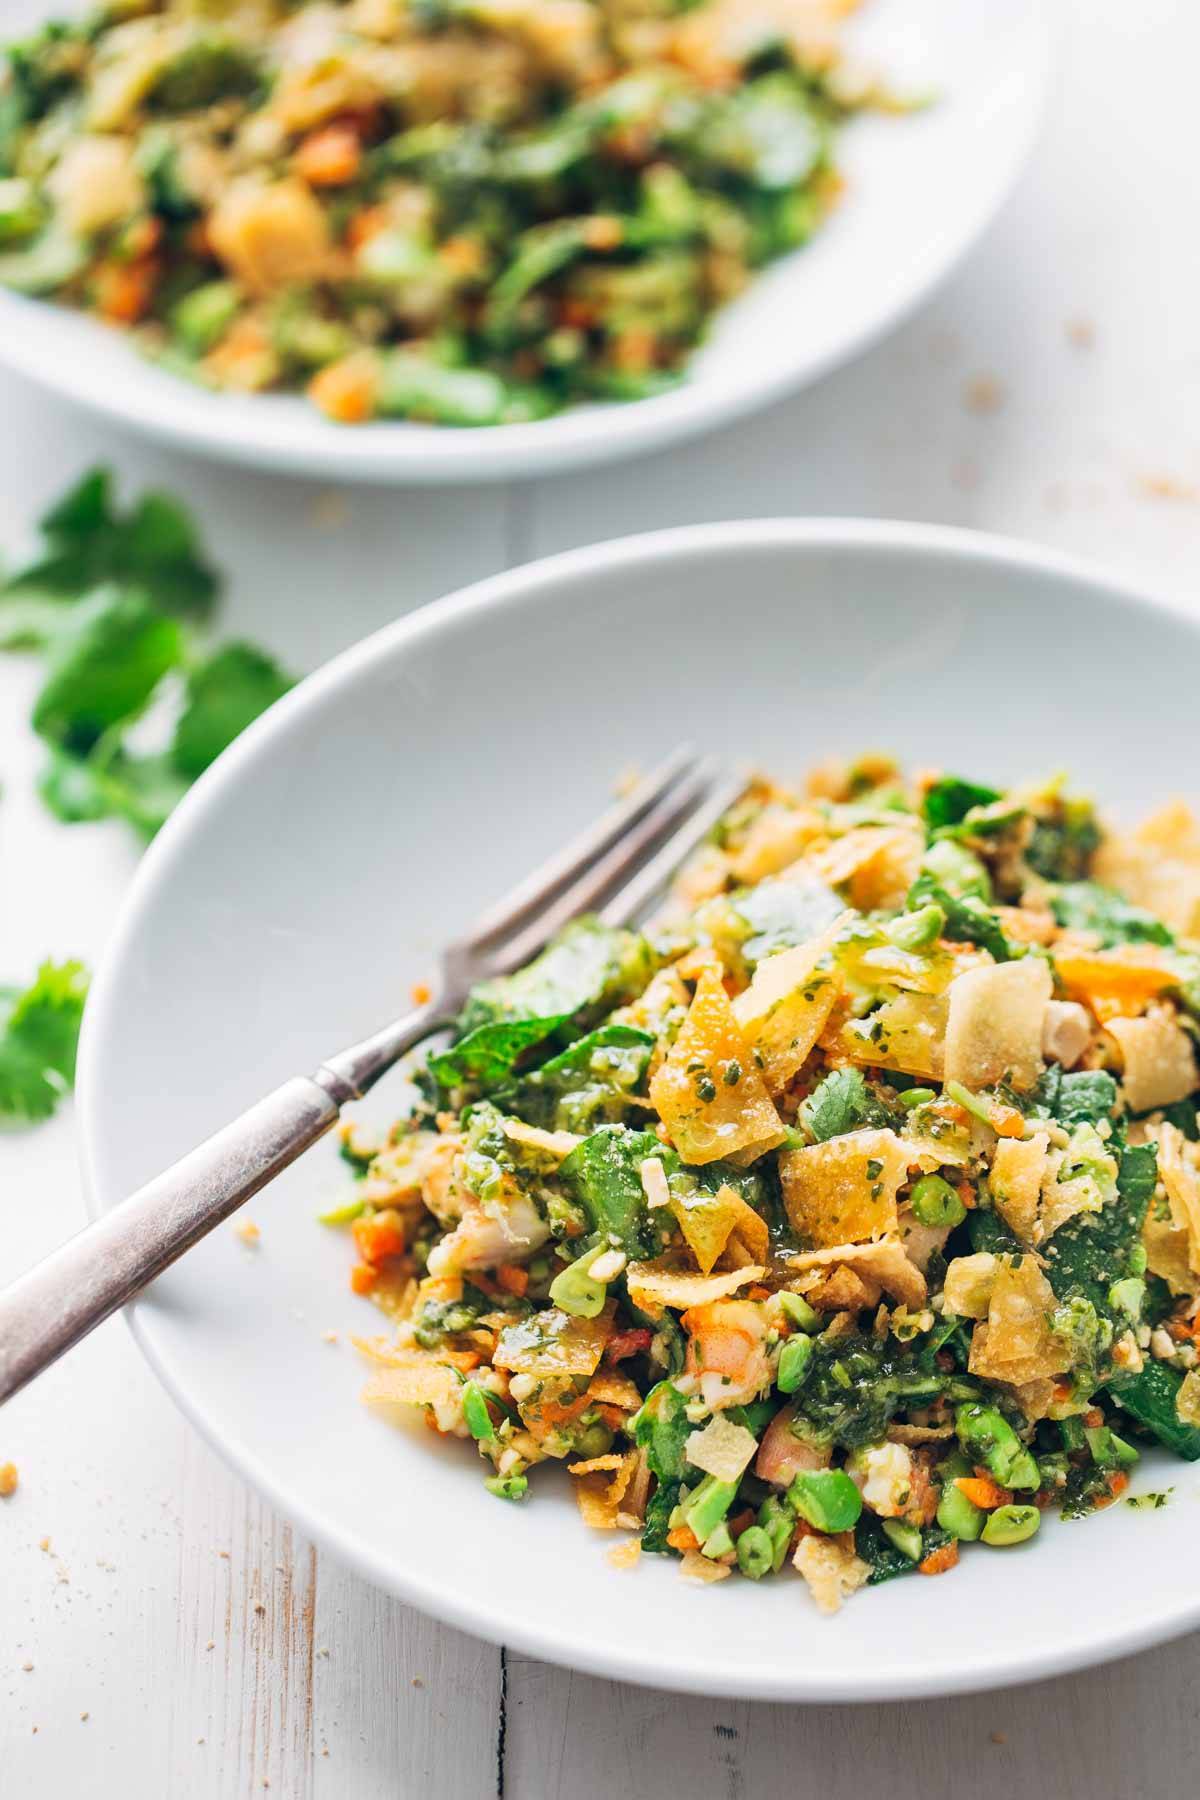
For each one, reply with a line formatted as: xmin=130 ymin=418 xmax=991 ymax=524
xmin=6 ymin=2 xmax=1200 ymax=1791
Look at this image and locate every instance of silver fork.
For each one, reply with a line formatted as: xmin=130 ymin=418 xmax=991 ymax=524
xmin=0 ymin=749 xmax=747 ymax=1406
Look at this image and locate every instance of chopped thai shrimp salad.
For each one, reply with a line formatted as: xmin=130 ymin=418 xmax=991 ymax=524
xmin=0 ymin=0 xmax=900 ymax=426
xmin=330 ymin=757 xmax=1200 ymax=1614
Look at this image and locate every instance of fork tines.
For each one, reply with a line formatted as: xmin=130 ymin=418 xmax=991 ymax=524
xmin=472 ymin=746 xmax=747 ymax=976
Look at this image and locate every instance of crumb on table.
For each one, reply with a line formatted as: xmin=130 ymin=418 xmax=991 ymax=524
xmin=232 ymin=1219 xmax=261 ymax=1248
xmin=0 ymin=1461 xmax=18 ymax=1498
xmin=963 ymin=373 xmax=1006 ymax=414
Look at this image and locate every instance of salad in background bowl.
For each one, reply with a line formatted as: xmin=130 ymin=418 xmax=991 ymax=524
xmin=0 ymin=0 xmax=1050 ymax=480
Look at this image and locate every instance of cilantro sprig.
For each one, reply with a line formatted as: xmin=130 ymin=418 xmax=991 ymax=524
xmin=2 ymin=467 xmax=295 ymax=837
xmin=0 ymin=959 xmax=88 ymax=1124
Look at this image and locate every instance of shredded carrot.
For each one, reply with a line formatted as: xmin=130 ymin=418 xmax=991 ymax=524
xmin=185 ymin=219 xmax=214 ymax=259
xmin=666 ymin=1525 xmax=700 ymax=1554
xmin=582 ymin=214 xmax=623 ymax=251
xmin=611 ymin=325 xmax=656 ymax=374
xmin=495 ymin=1263 xmax=529 ymax=1298
xmin=1083 ymin=1406 xmax=1104 ymax=1429
xmin=309 ymin=353 xmax=379 ymax=424
xmin=121 ymin=216 xmax=163 ymax=260
xmin=94 ymin=258 xmax=158 ymax=324
xmin=956 ymin=1474 xmax=1009 ymax=1510
xmin=349 ymin=1262 xmax=377 ymax=1295
xmin=559 ymin=296 xmax=599 ymax=329
xmin=957 ymin=1180 xmax=976 ymax=1211
xmin=746 ymin=1285 xmax=771 ymax=1303
xmin=353 ymin=1209 xmax=407 ymax=1266
xmin=727 ymin=1508 xmax=755 ymax=1540
xmin=1106 ymin=1470 xmax=1130 ymax=1499
xmin=437 ymin=1349 xmax=481 ymax=1373
xmin=296 ymin=122 xmax=362 ymax=187
xmin=439 ymin=234 xmax=486 ymax=278
xmin=990 ymin=1103 xmax=1026 ymax=1139
xmin=918 ymin=1540 xmax=959 ymax=1577
xmin=346 ymin=205 xmax=391 ymax=251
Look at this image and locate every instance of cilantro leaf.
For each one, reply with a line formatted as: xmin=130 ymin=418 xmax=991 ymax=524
xmin=39 ymin=745 xmax=189 ymax=838
xmin=0 ymin=958 xmax=88 ymax=1123
xmin=427 ymin=1016 xmax=571 ymax=1093
xmin=800 ymin=1067 xmax=892 ymax=1143
xmin=459 ymin=919 xmax=654 ymax=1037
xmin=1049 ymin=882 xmax=1174 ymax=948
xmin=560 ymin=1123 xmax=665 ymax=1255
xmin=1 ymin=467 xmax=218 ymax=641
xmin=171 ymin=641 xmax=294 ymax=778
xmin=1031 ymin=1066 xmax=1119 ymax=1128
xmin=1111 ymin=1361 xmax=1200 ymax=1461
xmin=495 ymin=1023 xmax=654 ymax=1131
xmin=31 ymin=587 xmax=184 ymax=753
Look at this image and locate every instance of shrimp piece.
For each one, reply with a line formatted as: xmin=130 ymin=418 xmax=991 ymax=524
xmin=426 ymin=1192 xmax=549 ymax=1277
xmin=755 ymin=1401 xmax=830 ymax=1486
xmin=681 ymin=1299 xmax=770 ymax=1410
xmin=420 ymin=1135 xmax=466 ymax=1226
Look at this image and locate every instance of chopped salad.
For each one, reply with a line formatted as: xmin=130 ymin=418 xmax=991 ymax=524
xmin=0 ymin=0 xmax=897 ymax=426
xmin=333 ymin=756 xmax=1200 ymax=1613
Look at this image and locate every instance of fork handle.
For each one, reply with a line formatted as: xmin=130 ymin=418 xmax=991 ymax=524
xmin=0 ymin=1001 xmax=442 ymax=1408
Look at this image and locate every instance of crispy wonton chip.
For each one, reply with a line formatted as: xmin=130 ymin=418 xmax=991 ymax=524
xmin=989 ymin=1131 xmax=1050 ymax=1244
xmin=625 ymin=1259 xmax=765 ymax=1318
xmin=650 ymin=967 xmax=785 ymax=1165
xmin=779 ymin=1128 xmax=910 ymax=1247
xmin=1105 ymin=1009 xmax=1197 ymax=1113
xmin=941 ymin=1251 xmax=999 ymax=1319
xmin=729 ymin=803 xmax=825 ymax=883
xmin=679 ymin=1549 xmax=733 ymax=1583
xmin=968 ymin=1255 xmax=1071 ymax=1386
xmin=805 ymin=823 xmax=924 ymax=912
xmin=493 ymin=1302 xmax=615 ymax=1376
xmin=571 ymin=1450 xmax=637 ymax=1530
xmin=684 ymin=1413 xmax=758 ymax=1482
xmin=785 ymin=1237 xmax=926 ymax=1308
xmin=793 ymin=1532 xmax=870 ymax=1614
xmin=1158 ymin=1122 xmax=1200 ymax=1278
xmin=1093 ymin=802 xmax=1200 ymax=939
xmin=587 ymin=1371 xmax=643 ymax=1410
xmin=840 ymin=990 xmax=948 ymax=1080
xmin=732 ymin=920 xmax=847 ymax=1095
xmin=943 ymin=957 xmax=1051 ymax=1093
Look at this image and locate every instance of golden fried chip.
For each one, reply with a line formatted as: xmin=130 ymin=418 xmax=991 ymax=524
xmin=650 ymin=968 xmax=785 ymax=1165
xmin=779 ymin=1128 xmax=909 ymax=1247
xmin=493 ymin=1302 xmax=615 ymax=1376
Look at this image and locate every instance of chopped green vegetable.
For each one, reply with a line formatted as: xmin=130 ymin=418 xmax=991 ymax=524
xmin=908 ymin=1173 xmax=966 ymax=1228
xmin=922 ymin=775 xmax=1002 ymax=831
xmin=787 ymin=1468 xmax=862 ymax=1534
xmin=0 ymin=958 xmax=88 ymax=1124
xmin=980 ymin=1504 xmax=1040 ymax=1547
xmin=777 ymin=1335 xmax=813 ymax=1394
xmin=559 ymin=1125 xmax=664 ymax=1256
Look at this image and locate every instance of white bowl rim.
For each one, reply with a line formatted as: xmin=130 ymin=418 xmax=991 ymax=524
xmin=0 ymin=1 xmax=1053 ymax=484
xmin=76 ymin=516 xmax=1200 ymax=1701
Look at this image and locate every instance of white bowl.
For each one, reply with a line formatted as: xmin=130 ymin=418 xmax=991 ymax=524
xmin=79 ymin=520 xmax=1200 ymax=1700
xmin=0 ymin=0 xmax=1050 ymax=483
